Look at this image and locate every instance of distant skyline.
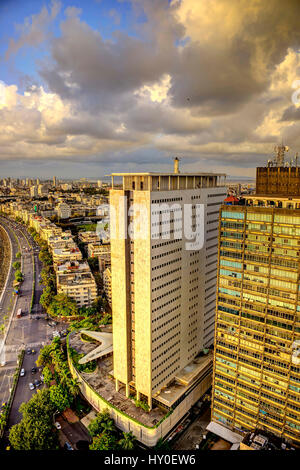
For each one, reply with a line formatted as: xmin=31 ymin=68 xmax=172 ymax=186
xmin=2 ymin=0 xmax=300 ymax=178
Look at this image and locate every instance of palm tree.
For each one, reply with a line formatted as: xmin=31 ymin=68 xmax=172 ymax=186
xmin=118 ymin=431 xmax=136 ymax=450
xmin=67 ymin=378 xmax=80 ymax=397
xmin=101 ymin=419 xmax=115 ymax=434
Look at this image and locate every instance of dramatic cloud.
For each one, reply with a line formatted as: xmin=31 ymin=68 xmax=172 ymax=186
xmin=3 ymin=0 xmax=300 ymax=177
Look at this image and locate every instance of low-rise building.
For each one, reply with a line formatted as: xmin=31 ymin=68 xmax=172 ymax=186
xmin=87 ymin=242 xmax=110 ymax=258
xmin=78 ymin=231 xmax=99 ymax=244
xmin=56 ymin=260 xmax=97 ymax=307
xmin=53 ymin=246 xmax=82 ymax=267
xmin=56 ymin=202 xmax=71 ymax=219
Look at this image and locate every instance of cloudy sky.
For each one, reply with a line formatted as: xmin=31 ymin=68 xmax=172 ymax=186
xmin=1 ymin=0 xmax=300 ymax=179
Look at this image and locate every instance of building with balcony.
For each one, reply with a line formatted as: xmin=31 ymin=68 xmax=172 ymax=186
xmin=56 ymin=260 xmax=97 ymax=307
xmin=211 ymin=153 xmax=300 ymax=446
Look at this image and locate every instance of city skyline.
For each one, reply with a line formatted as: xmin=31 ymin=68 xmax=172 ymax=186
xmin=2 ymin=1 xmax=300 ymax=178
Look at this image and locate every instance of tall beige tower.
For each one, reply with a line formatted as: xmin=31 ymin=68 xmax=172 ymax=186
xmin=110 ymin=168 xmax=226 ymax=408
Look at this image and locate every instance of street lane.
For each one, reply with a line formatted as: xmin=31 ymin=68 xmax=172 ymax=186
xmin=0 ymin=217 xmax=68 ymax=431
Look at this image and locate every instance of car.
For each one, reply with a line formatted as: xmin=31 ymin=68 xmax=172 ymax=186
xmin=35 ymin=316 xmax=40 ymax=320
xmin=31 ymin=367 xmax=37 ymax=375
xmin=34 ymin=379 xmax=41 ymax=387
xmin=55 ymin=422 xmax=61 ymax=430
xmin=63 ymin=442 xmax=73 ymax=450
xmin=26 ymin=348 xmax=31 ymax=355
xmin=31 ymin=349 xmax=36 ymax=354
xmin=29 ymin=383 xmax=35 ymax=391
xmin=20 ymin=368 xmax=25 ymax=377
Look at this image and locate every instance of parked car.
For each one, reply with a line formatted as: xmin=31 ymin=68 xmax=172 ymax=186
xmin=55 ymin=422 xmax=61 ymax=430
xmin=20 ymin=368 xmax=25 ymax=377
xmin=31 ymin=367 xmax=37 ymax=375
xmin=34 ymin=379 xmax=41 ymax=387
xmin=29 ymin=383 xmax=35 ymax=391
xmin=26 ymin=348 xmax=31 ymax=355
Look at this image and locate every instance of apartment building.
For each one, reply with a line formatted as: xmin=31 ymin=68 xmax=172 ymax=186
xmin=103 ymin=267 xmax=112 ymax=306
xmin=211 ymin=154 xmax=300 ymax=445
xmin=78 ymin=231 xmax=99 ymax=245
xmin=98 ymin=251 xmax=111 ymax=275
xmin=53 ymin=246 xmax=82 ymax=266
xmin=56 ymin=260 xmax=97 ymax=307
xmin=56 ymin=202 xmax=71 ymax=219
xmin=110 ymin=164 xmax=226 ymax=408
xmin=87 ymin=242 xmax=110 ymax=258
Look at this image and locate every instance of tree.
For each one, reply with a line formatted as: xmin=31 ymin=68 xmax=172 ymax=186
xmin=40 ymin=286 xmax=55 ymax=309
xmin=88 ymin=410 xmax=113 ymax=437
xmin=49 ymin=385 xmax=71 ymax=412
xmin=12 ymin=261 xmax=21 ymax=270
xmin=9 ymin=389 xmax=59 ymax=450
xmin=15 ymin=251 xmax=21 ymax=259
xmin=15 ymin=270 xmax=23 ymax=282
xmin=42 ymin=366 xmax=53 ymax=386
xmin=67 ymin=377 xmax=80 ymax=398
xmin=36 ymin=344 xmax=54 ymax=367
xmin=89 ymin=432 xmax=117 ymax=450
xmin=47 ymin=293 xmax=78 ymax=317
xmin=118 ymin=431 xmax=136 ymax=450
xmin=39 ymin=249 xmax=52 ymax=266
xmin=154 ymin=437 xmax=170 ymax=450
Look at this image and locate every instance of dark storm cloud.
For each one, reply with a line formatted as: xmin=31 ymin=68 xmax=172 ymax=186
xmin=4 ymin=0 xmax=300 ymax=177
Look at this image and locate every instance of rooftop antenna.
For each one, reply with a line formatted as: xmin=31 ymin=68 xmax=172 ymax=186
xmin=173 ymin=157 xmax=180 ymax=174
xmin=274 ymin=144 xmax=289 ymax=167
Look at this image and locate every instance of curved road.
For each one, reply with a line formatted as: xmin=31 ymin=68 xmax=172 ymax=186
xmin=0 ymin=216 xmax=67 ymax=429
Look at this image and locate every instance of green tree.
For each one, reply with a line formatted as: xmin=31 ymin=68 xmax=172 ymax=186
xmin=118 ymin=431 xmax=136 ymax=450
xmin=39 ymin=249 xmax=52 ymax=266
xmin=9 ymin=389 xmax=59 ymax=450
xmin=42 ymin=365 xmax=53 ymax=386
xmin=67 ymin=377 xmax=80 ymax=398
xmin=154 ymin=437 xmax=170 ymax=450
xmin=36 ymin=344 xmax=54 ymax=367
xmin=89 ymin=432 xmax=117 ymax=450
xmin=12 ymin=261 xmax=21 ymax=270
xmin=47 ymin=293 xmax=78 ymax=317
xmin=15 ymin=270 xmax=23 ymax=282
xmin=49 ymin=385 xmax=71 ymax=412
xmin=15 ymin=251 xmax=21 ymax=259
xmin=88 ymin=410 xmax=112 ymax=437
xmin=40 ymin=286 xmax=55 ymax=309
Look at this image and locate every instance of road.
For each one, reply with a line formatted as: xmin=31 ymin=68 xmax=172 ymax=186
xmin=56 ymin=414 xmax=92 ymax=450
xmin=0 ymin=216 xmax=67 ymax=429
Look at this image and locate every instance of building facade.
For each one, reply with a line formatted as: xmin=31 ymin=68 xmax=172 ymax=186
xmin=211 ymin=201 xmax=300 ymax=444
xmin=110 ymin=169 xmax=226 ymax=408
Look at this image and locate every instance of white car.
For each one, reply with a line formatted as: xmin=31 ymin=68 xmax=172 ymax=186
xmin=20 ymin=368 xmax=25 ymax=377
xmin=55 ymin=422 xmax=61 ymax=430
xmin=29 ymin=383 xmax=35 ymax=391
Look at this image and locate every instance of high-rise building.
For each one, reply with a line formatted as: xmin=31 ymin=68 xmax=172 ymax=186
xmin=210 ymin=152 xmax=300 ymax=445
xmin=110 ymin=164 xmax=226 ymax=408
xmin=30 ymin=185 xmax=38 ymax=198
